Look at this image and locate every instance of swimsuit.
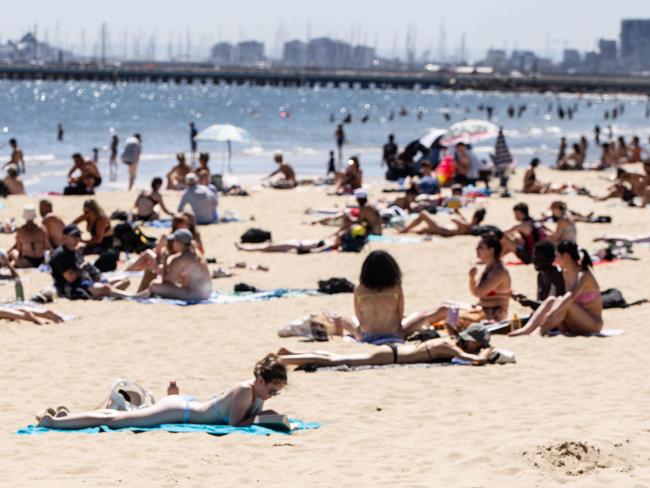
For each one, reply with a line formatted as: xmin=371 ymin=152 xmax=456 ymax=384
xmin=23 ymin=255 xmax=45 ymax=267
xmin=575 ymin=291 xmax=599 ymax=305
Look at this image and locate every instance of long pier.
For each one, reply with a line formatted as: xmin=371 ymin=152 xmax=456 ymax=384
xmin=0 ymin=63 xmax=649 ymax=94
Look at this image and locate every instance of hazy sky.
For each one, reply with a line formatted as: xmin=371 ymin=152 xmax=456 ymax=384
xmin=2 ymin=0 xmax=648 ymax=60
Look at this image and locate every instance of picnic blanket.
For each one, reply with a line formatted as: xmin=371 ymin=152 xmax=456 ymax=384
xmin=17 ymin=418 xmax=319 ymax=436
xmin=367 ymin=235 xmax=430 ymax=245
xmin=132 ymin=288 xmax=322 ymax=306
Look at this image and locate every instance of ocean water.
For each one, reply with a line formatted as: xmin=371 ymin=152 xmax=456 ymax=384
xmin=0 ymin=79 xmax=648 ymax=193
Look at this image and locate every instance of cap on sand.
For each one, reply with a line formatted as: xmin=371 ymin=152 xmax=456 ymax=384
xmin=185 ymin=173 xmax=198 ymax=185
xmin=23 ymin=205 xmax=37 ymax=221
xmin=353 ymin=188 xmax=368 ymax=200
xmin=459 ymin=324 xmax=491 ymax=348
xmin=62 ymin=224 xmax=82 ymax=238
xmin=168 ymin=228 xmax=193 ymax=245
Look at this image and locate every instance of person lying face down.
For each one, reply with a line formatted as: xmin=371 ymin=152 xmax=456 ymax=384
xmin=37 ymin=355 xmax=288 ymax=429
xmin=276 ymin=324 xmax=497 ymax=368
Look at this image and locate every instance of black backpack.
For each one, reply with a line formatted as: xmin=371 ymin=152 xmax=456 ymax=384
xmin=318 ymin=277 xmax=355 ymax=294
xmin=241 ymin=228 xmax=272 ymax=243
xmin=601 ymin=288 xmax=648 ymax=309
xmin=113 ymin=222 xmax=156 ymax=254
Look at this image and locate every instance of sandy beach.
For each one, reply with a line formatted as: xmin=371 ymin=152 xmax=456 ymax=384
xmin=1 ymin=166 xmax=649 ymax=487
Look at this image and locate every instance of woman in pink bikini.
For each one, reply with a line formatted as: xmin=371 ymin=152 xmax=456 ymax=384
xmin=510 ymin=240 xmax=603 ymax=336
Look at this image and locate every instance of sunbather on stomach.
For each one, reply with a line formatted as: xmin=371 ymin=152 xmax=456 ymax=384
xmin=37 ymin=355 xmax=286 ymax=429
xmin=277 ymin=323 xmax=495 ymax=368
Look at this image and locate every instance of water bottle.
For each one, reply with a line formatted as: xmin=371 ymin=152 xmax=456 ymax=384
xmin=14 ymin=279 xmax=24 ymax=302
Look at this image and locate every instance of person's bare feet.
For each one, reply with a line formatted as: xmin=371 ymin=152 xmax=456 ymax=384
xmin=37 ymin=414 xmax=54 ymax=428
xmin=43 ymin=310 xmax=65 ymax=323
xmin=23 ymin=311 xmax=42 ymax=325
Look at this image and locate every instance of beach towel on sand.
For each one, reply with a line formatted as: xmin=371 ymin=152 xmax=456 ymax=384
xmin=132 ymin=288 xmax=322 ymax=306
xmin=17 ymin=419 xmax=319 ymax=436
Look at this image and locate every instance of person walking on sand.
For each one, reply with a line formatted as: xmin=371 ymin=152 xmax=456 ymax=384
xmin=109 ymin=133 xmax=119 ymax=182
xmin=121 ymin=133 xmax=142 ymax=190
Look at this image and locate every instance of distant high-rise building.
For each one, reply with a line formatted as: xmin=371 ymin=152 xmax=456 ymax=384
xmin=598 ymin=39 xmax=617 ymax=61
xmin=562 ymin=49 xmax=582 ymax=68
xmin=211 ymin=42 xmax=234 ymax=65
xmin=282 ymin=40 xmax=307 ymax=67
xmin=621 ymin=19 xmax=650 ymax=68
xmin=235 ymin=41 xmax=265 ymax=65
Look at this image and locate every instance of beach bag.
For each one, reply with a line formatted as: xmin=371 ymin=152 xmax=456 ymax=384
xmin=318 ymin=277 xmax=355 ymax=294
xmin=601 ymin=288 xmax=648 ymax=309
xmin=93 ymin=249 xmax=119 ymax=273
xmin=105 ymin=379 xmax=156 ymax=411
xmin=113 ymin=222 xmax=156 ymax=253
xmin=241 ymin=228 xmax=272 ymax=243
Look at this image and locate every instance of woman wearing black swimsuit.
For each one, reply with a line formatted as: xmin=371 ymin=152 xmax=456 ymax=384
xmin=73 ymin=199 xmax=114 ymax=255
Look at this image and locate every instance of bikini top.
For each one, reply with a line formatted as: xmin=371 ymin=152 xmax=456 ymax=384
xmin=575 ymin=290 xmax=599 ymax=305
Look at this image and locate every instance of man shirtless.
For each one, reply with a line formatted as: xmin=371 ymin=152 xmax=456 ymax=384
xmin=4 ymin=167 xmax=25 ymax=195
xmin=262 ymin=152 xmax=297 ymax=189
xmin=166 ymin=153 xmax=190 ymax=190
xmin=343 ymin=188 xmax=383 ymax=236
xmin=5 ymin=139 xmax=25 ymax=174
xmin=134 ymin=177 xmax=174 ymax=221
xmin=64 ymin=153 xmax=102 ymax=195
xmin=140 ymin=229 xmax=212 ymax=301
xmin=9 ymin=205 xmax=51 ymax=268
xmin=594 ymin=168 xmax=647 ymax=203
xmin=39 ymin=199 xmax=65 ymax=247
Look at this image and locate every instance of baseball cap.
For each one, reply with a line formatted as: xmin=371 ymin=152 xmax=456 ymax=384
xmin=185 ymin=173 xmax=198 ymax=185
xmin=62 ymin=224 xmax=82 ymax=238
xmin=168 ymin=228 xmax=193 ymax=245
xmin=459 ymin=324 xmax=491 ymax=348
xmin=353 ymin=188 xmax=368 ymax=200
xmin=23 ymin=205 xmax=36 ymax=221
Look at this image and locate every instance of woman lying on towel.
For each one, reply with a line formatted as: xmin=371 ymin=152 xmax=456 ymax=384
xmin=37 ymin=355 xmax=286 ymax=429
xmin=332 ymin=250 xmax=446 ymax=344
xmin=510 ymin=240 xmax=603 ymax=336
xmin=276 ymin=324 xmax=494 ymax=368
xmin=398 ymin=208 xmax=488 ymax=237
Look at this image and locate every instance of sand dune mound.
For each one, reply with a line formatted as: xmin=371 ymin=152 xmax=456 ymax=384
xmin=525 ymin=441 xmax=612 ymax=476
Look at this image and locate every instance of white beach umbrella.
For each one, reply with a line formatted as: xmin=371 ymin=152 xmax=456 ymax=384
xmin=194 ymin=124 xmax=252 ymax=172
xmin=419 ymin=128 xmax=447 ymax=147
xmin=441 ymin=119 xmax=500 ymax=146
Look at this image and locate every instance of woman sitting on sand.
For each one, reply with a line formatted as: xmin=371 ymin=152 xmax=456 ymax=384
xmin=469 ymin=235 xmax=511 ymax=321
xmin=37 ymin=355 xmax=287 ymax=429
xmin=73 ymin=199 xmax=114 ymax=255
xmin=522 ymin=158 xmax=551 ymax=194
xmin=335 ymin=157 xmax=363 ymax=195
xmin=139 ymin=228 xmax=212 ymax=301
xmin=166 ymin=153 xmax=190 ymax=190
xmin=546 ymin=201 xmax=577 ymax=245
xmin=334 ymin=251 xmax=444 ymax=344
xmin=276 ymin=323 xmax=494 ymax=368
xmin=133 ymin=177 xmax=174 ymax=221
xmin=399 ymin=208 xmax=487 ymax=237
xmin=510 ymin=240 xmax=603 ymax=336
xmin=556 ymin=143 xmax=583 ymax=170
xmin=127 ymin=213 xmax=204 ymax=276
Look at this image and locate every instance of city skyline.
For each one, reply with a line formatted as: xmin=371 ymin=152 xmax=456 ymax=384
xmin=2 ymin=0 xmax=648 ymax=62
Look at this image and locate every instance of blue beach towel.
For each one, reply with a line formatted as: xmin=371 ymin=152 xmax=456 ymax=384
xmin=132 ymin=288 xmax=322 ymax=306
xmin=17 ymin=418 xmax=319 ymax=436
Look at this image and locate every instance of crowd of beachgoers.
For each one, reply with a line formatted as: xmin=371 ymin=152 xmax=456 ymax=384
xmin=1 ymin=120 xmax=648 ymax=434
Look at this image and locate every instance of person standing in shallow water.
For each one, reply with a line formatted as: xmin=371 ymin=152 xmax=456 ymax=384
xmin=57 ymin=123 xmax=64 ymax=142
xmin=109 ymin=133 xmax=119 ymax=182
xmin=5 ymin=139 xmax=25 ymax=174
xmin=335 ymin=124 xmax=345 ymax=165
xmin=189 ymin=122 xmax=198 ymax=164
xmin=121 ymin=133 xmax=142 ymax=191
